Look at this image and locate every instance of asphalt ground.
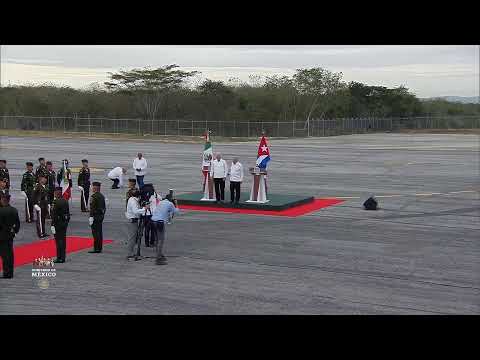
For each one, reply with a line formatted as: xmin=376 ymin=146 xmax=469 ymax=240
xmin=0 ymin=133 xmax=479 ymax=314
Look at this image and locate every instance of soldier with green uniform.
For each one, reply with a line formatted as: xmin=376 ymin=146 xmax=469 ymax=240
xmin=33 ymin=174 xmax=49 ymax=238
xmin=0 ymin=193 xmax=20 ymax=279
xmin=0 ymin=178 xmax=9 ymax=201
xmin=78 ymin=159 xmax=91 ymax=212
xmin=46 ymin=161 xmax=56 ymax=207
xmin=35 ymin=157 xmax=48 ymax=184
xmin=21 ymin=162 xmax=36 ymax=223
xmin=51 ymin=187 xmax=70 ymax=263
xmin=89 ymin=181 xmax=106 ymax=253
xmin=0 ymin=160 xmax=10 ymax=190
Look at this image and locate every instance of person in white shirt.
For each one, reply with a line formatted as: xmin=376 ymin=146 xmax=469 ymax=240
xmin=228 ymin=157 xmax=244 ymax=204
xmin=133 ymin=153 xmax=148 ymax=189
xmin=108 ymin=167 xmax=127 ymax=189
xmin=210 ymin=153 xmax=228 ymax=203
xmin=125 ymin=190 xmax=149 ymax=259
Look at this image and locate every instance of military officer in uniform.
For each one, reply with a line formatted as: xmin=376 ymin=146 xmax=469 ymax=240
xmin=89 ymin=181 xmax=106 ymax=253
xmin=33 ymin=174 xmax=49 ymax=238
xmin=0 ymin=160 xmax=10 ymax=190
xmin=0 ymin=178 xmax=9 ymax=201
xmin=35 ymin=157 xmax=48 ymax=184
xmin=21 ymin=162 xmax=36 ymax=223
xmin=51 ymin=187 xmax=70 ymax=263
xmin=0 ymin=193 xmax=20 ymax=279
xmin=46 ymin=161 xmax=56 ymax=207
xmin=126 ymin=178 xmax=137 ymax=209
xmin=78 ymin=159 xmax=91 ymax=212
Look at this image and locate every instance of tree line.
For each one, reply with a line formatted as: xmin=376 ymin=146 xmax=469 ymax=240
xmin=1 ymin=65 xmax=478 ymax=123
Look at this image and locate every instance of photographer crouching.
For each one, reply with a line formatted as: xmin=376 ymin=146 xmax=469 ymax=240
xmin=125 ymin=189 xmax=150 ymax=260
xmin=150 ymin=192 xmax=180 ymax=265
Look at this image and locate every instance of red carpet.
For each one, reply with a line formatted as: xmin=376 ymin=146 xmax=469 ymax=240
xmin=0 ymin=237 xmax=113 ymax=270
xmin=178 ymin=198 xmax=344 ymax=217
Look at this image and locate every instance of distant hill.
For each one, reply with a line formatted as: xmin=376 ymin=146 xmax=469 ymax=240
xmin=422 ymin=96 xmax=479 ymax=104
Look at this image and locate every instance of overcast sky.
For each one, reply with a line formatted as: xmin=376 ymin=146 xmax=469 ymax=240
xmin=0 ymin=45 xmax=478 ymax=98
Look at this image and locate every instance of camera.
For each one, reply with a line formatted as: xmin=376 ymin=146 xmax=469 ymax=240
xmin=139 ymin=183 xmax=155 ymax=207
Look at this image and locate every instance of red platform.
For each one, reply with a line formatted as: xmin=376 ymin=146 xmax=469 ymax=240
xmin=178 ymin=198 xmax=344 ymax=217
xmin=0 ymin=236 xmax=113 ymax=270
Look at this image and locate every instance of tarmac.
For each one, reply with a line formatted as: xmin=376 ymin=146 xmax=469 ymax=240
xmin=0 ymin=133 xmax=479 ymax=314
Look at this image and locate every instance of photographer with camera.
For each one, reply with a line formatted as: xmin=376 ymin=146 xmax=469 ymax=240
xmin=150 ymin=192 xmax=180 ymax=265
xmin=125 ymin=189 xmax=150 ymax=260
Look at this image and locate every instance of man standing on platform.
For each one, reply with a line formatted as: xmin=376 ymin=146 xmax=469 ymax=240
xmin=51 ymin=187 xmax=70 ymax=263
xmin=21 ymin=162 xmax=35 ymax=223
xmin=228 ymin=157 xmax=244 ymax=204
xmin=0 ymin=160 xmax=10 ymax=190
xmin=33 ymin=174 xmax=49 ymax=238
xmin=78 ymin=159 xmax=91 ymax=212
xmin=0 ymin=193 xmax=20 ymax=279
xmin=133 ymin=153 xmax=147 ymax=189
xmin=89 ymin=182 xmax=106 ymax=253
xmin=210 ymin=153 xmax=228 ymax=203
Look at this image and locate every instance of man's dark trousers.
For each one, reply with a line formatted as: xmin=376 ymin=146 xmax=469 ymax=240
xmin=214 ymin=178 xmax=225 ymax=202
xmin=80 ymin=183 xmax=90 ymax=211
xmin=91 ymin=216 xmax=104 ymax=252
xmin=0 ymin=238 xmax=14 ymax=278
xmin=54 ymin=226 xmax=67 ymax=261
xmin=111 ymin=178 xmax=119 ymax=189
xmin=153 ymin=220 xmax=166 ymax=260
xmin=230 ymin=181 xmax=241 ymax=203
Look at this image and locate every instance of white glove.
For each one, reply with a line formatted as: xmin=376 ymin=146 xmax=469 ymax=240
xmin=51 ymin=226 xmax=56 ymax=235
xmin=89 ymin=217 xmax=94 ymax=226
xmin=78 ymin=186 xmax=84 ymax=191
xmin=21 ymin=191 xmax=27 ymax=198
xmin=34 ymin=205 xmax=41 ymax=212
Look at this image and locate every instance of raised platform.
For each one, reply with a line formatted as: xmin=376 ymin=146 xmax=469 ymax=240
xmin=176 ymin=191 xmax=314 ymax=211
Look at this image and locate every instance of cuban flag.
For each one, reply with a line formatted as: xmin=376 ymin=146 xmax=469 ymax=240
xmin=256 ymin=135 xmax=271 ymax=169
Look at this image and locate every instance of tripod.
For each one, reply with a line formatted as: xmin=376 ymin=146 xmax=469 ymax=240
xmin=133 ymin=207 xmax=152 ymax=261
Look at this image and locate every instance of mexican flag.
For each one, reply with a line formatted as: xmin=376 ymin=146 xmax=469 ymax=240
xmin=202 ymin=131 xmax=213 ymax=167
xmin=59 ymin=160 xmax=71 ymax=200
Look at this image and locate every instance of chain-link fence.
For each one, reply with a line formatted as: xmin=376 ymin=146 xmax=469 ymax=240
xmin=1 ymin=115 xmax=479 ymax=138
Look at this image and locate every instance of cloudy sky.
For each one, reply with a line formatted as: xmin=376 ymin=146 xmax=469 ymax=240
xmin=0 ymin=45 xmax=478 ymax=98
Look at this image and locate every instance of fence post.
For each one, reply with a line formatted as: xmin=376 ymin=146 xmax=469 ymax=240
xmin=234 ymin=119 xmax=237 ymax=137
xmin=192 ymin=119 xmax=194 ymax=137
xmin=292 ymin=120 xmax=295 ymax=137
xmin=88 ymin=115 xmax=91 ymax=136
xmin=177 ymin=120 xmax=180 ymax=136
xmin=247 ymin=120 xmax=250 ymax=138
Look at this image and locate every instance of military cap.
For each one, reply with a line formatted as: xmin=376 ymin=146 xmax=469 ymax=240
xmin=26 ymin=162 xmax=34 ymax=166
xmin=0 ymin=160 xmax=6 ymax=164
xmin=128 ymin=178 xmax=137 ymax=183
xmin=81 ymin=159 xmax=88 ymax=163
xmin=92 ymin=181 xmax=101 ymax=186
xmin=38 ymin=157 xmax=45 ymax=161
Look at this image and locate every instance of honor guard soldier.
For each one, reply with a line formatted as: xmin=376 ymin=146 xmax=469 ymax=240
xmin=46 ymin=161 xmax=56 ymax=207
xmin=0 ymin=178 xmax=9 ymax=201
xmin=89 ymin=181 xmax=106 ymax=253
xmin=0 ymin=193 xmax=20 ymax=278
xmin=78 ymin=159 xmax=91 ymax=212
xmin=35 ymin=157 xmax=48 ymax=184
xmin=51 ymin=187 xmax=70 ymax=263
xmin=33 ymin=174 xmax=49 ymax=238
xmin=0 ymin=160 xmax=10 ymax=190
xmin=126 ymin=178 xmax=137 ymax=209
xmin=21 ymin=162 xmax=36 ymax=223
